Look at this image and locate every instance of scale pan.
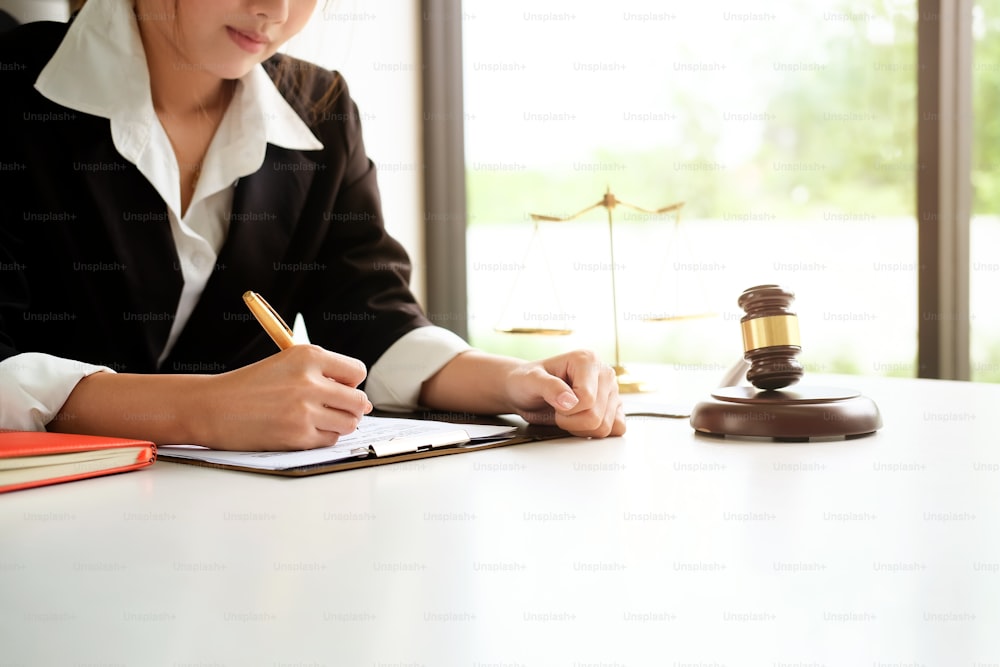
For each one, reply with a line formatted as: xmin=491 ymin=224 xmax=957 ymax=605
xmin=494 ymin=327 xmax=573 ymax=336
xmin=642 ymin=312 xmax=717 ymax=323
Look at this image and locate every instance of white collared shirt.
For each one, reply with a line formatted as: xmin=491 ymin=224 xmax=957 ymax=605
xmin=0 ymin=0 xmax=469 ymax=431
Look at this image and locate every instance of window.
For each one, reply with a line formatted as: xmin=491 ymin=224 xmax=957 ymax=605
xmin=462 ymin=0 xmax=920 ymax=377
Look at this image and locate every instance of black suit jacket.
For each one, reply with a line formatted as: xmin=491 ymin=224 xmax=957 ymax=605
xmin=0 ymin=21 xmax=432 ymax=379
xmin=0 ymin=10 xmax=17 ymax=33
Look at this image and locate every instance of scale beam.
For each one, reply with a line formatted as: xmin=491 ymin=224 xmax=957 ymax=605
xmin=514 ymin=186 xmax=689 ymax=393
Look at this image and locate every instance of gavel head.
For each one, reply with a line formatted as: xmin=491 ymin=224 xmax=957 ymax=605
xmin=738 ymin=284 xmax=804 ymax=391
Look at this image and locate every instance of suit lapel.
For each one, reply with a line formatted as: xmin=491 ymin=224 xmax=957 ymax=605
xmin=75 ymin=128 xmax=183 ymax=367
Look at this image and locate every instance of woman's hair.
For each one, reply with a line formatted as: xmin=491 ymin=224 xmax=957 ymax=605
xmin=69 ymin=0 xmax=342 ymax=125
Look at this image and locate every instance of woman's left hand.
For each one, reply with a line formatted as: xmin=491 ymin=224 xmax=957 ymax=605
xmin=503 ymin=350 xmax=626 ymax=438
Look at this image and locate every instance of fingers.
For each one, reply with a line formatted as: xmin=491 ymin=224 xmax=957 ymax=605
xmin=533 ymin=350 xmax=626 ymax=438
xmin=530 ymin=372 xmax=580 ymax=413
xmin=290 ymin=344 xmax=367 ymax=387
xmin=209 ymin=345 xmax=373 ymax=451
xmin=279 ymin=345 xmax=372 ymax=426
xmin=555 ymin=366 xmax=624 ymax=438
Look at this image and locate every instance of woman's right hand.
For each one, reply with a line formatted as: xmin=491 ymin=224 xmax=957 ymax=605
xmin=51 ymin=345 xmax=371 ymax=451
xmin=194 ymin=345 xmax=372 ymax=451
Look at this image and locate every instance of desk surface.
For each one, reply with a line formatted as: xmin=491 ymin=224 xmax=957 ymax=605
xmin=2 ymin=372 xmax=999 ymax=666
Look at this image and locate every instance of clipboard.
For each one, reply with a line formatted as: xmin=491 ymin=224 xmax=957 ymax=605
xmin=157 ymin=413 xmax=569 ymax=477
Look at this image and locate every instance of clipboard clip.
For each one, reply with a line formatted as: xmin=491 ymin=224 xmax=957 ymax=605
xmin=368 ymin=430 xmax=471 ymax=458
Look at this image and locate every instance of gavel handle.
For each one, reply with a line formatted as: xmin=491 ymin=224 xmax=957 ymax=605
xmin=718 ymin=358 xmax=751 ymax=388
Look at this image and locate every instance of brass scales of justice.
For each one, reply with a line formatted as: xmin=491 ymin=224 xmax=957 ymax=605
xmin=494 ymin=186 xmax=714 ymax=393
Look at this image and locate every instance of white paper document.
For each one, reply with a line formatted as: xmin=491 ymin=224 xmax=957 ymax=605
xmin=158 ymin=415 xmax=518 ymax=471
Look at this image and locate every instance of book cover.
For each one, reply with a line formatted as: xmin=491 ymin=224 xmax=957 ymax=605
xmin=0 ymin=431 xmax=157 ymax=493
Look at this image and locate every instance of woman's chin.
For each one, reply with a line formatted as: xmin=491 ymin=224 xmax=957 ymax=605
xmin=213 ymin=63 xmax=259 ymax=81
xmin=194 ymin=54 xmax=266 ymax=82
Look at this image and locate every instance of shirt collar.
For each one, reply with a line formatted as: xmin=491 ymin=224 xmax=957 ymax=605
xmin=34 ymin=0 xmax=323 ymax=155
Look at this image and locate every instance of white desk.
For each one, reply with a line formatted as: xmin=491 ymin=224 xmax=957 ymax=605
xmin=2 ymin=373 xmax=999 ymax=666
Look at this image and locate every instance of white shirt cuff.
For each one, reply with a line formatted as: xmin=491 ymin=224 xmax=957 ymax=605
xmin=0 ymin=353 xmax=115 ymax=431
xmin=365 ymin=326 xmax=472 ymax=412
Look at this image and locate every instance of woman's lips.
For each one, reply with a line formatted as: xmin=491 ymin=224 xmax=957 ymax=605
xmin=226 ymin=26 xmax=269 ymax=54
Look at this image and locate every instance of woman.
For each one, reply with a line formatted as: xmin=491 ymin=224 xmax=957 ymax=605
xmin=0 ymin=0 xmax=624 ymax=450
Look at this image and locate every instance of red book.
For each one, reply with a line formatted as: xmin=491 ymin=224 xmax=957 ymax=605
xmin=0 ymin=431 xmax=156 ymax=493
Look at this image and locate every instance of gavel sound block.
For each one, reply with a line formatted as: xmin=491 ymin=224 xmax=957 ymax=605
xmin=690 ymin=285 xmax=882 ymax=441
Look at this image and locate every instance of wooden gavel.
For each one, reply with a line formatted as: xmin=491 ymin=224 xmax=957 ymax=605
xmin=690 ymin=284 xmax=882 ymax=440
xmin=738 ymin=284 xmax=805 ymax=390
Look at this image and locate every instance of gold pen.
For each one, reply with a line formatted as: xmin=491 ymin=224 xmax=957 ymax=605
xmin=243 ymin=291 xmax=295 ymax=350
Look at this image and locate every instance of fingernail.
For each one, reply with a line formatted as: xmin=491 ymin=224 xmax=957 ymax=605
xmin=557 ymin=392 xmax=578 ymax=409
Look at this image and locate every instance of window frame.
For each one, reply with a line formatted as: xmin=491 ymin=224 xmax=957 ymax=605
xmin=917 ymin=0 xmax=973 ymax=379
xmin=420 ymin=0 xmax=469 ymax=340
